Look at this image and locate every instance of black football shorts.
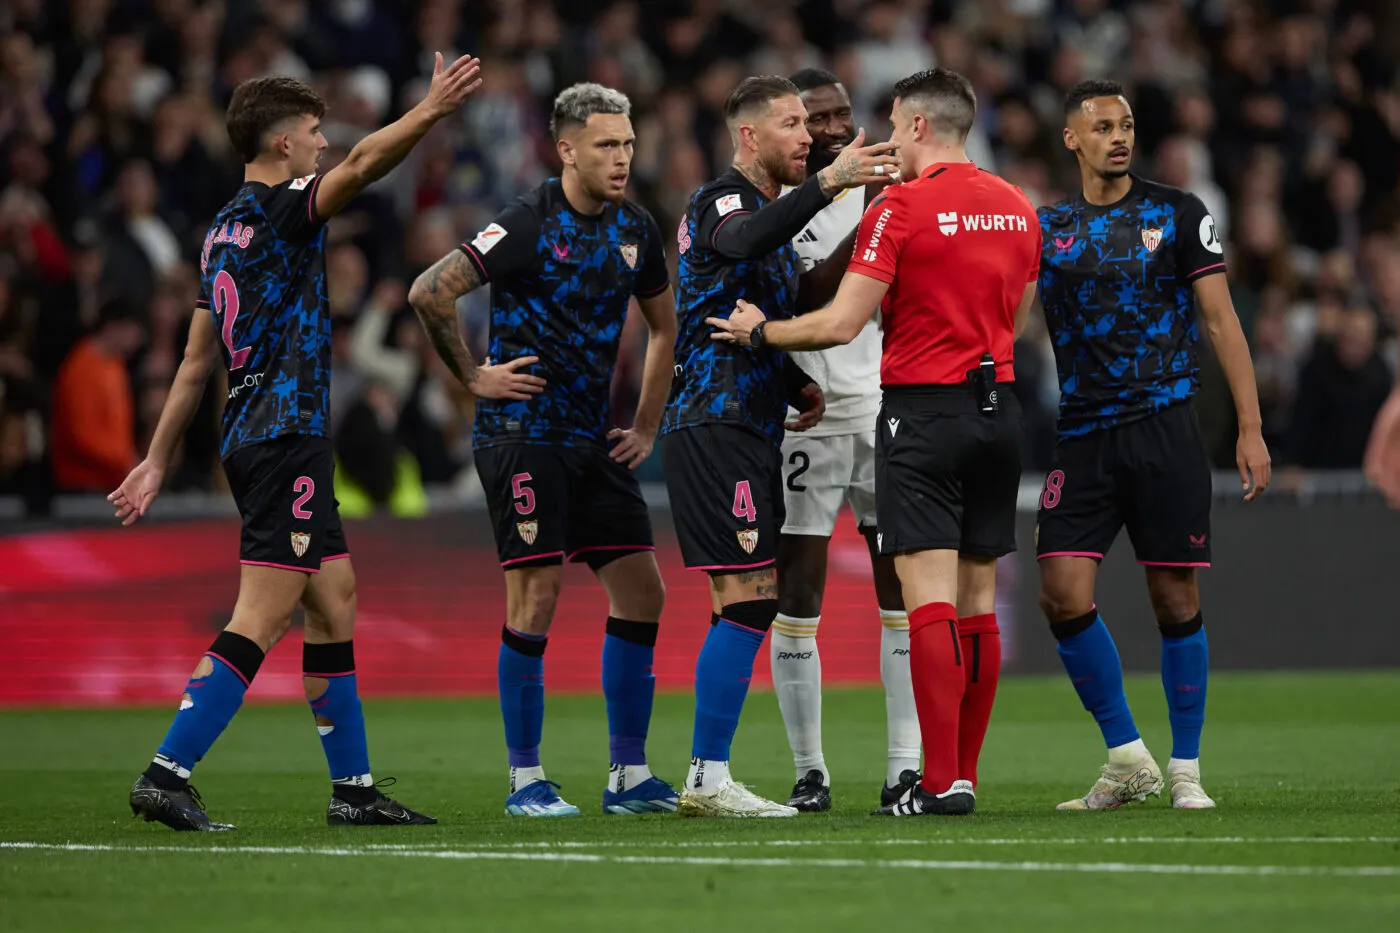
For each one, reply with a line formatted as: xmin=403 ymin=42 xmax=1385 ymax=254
xmin=1036 ymin=401 xmax=1212 ymax=566
xmin=474 ymin=442 xmax=654 ymax=569
xmin=874 ymin=386 xmax=1023 ymax=558
xmin=660 ymin=423 xmax=784 ymax=573
xmin=222 ymin=435 xmax=349 ymax=572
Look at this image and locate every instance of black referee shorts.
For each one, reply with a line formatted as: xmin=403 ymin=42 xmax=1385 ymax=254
xmin=875 ymin=385 xmax=1023 ymax=558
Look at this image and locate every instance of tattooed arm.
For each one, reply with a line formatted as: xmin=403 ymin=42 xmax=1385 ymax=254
xmin=407 ymin=250 xmax=546 ymax=400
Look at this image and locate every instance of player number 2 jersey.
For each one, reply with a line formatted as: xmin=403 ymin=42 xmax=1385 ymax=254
xmin=785 ymin=186 xmax=880 ymax=436
xmin=198 ymin=175 xmax=330 ymax=459
xmin=1038 ymin=175 xmax=1226 ymax=437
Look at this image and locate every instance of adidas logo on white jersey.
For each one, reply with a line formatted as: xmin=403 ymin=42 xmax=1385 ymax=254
xmin=796 ymin=228 xmax=819 ymax=244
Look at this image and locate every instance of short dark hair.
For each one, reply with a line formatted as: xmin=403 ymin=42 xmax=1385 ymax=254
xmin=226 ymin=76 xmax=326 ymax=163
xmin=1063 ymin=80 xmax=1126 ymax=117
xmin=789 ymin=68 xmax=842 ymax=93
xmin=550 ymin=82 xmax=631 ymax=139
xmin=891 ymin=68 xmax=976 ymax=140
xmin=724 ymin=75 xmax=800 ymax=122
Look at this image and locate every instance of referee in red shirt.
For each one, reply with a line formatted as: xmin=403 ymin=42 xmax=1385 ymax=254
xmin=711 ymin=68 xmax=1040 ymax=817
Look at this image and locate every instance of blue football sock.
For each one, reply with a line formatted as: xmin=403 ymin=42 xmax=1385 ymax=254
xmin=692 ymin=617 xmax=766 ymax=761
xmin=1160 ymin=613 xmax=1208 ymax=760
xmin=1052 ymin=611 xmax=1140 ymax=749
xmin=304 ymin=641 xmax=370 ymax=782
xmin=153 ymin=631 xmax=264 ymax=778
xmin=499 ymin=625 xmax=546 ymax=768
xmin=602 ymin=617 xmax=658 ymax=766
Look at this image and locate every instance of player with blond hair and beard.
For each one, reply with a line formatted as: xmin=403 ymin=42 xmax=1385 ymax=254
xmin=660 ymin=75 xmax=898 ymax=817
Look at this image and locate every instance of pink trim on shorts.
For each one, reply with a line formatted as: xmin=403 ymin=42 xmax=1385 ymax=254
xmin=302 ymin=670 xmax=356 ymax=678
xmin=1138 ymin=560 xmax=1211 ymax=568
xmin=501 ymin=551 xmax=565 ymax=567
xmin=687 ymin=559 xmax=776 ymax=572
xmin=1037 ymin=551 xmax=1104 ymax=561
xmin=206 ymin=652 xmax=250 ymax=687
xmin=567 ymin=544 xmax=655 ymax=562
xmin=321 ymin=552 xmax=350 ymax=562
xmin=241 ymin=559 xmax=317 ymax=573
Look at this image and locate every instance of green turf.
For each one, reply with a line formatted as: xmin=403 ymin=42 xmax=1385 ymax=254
xmin=3 ymin=672 xmax=1399 ymax=932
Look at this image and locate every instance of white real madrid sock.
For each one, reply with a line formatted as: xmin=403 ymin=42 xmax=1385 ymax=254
xmin=685 ymin=757 xmax=731 ymax=794
xmin=770 ymin=613 xmax=826 ymax=784
xmin=880 ymin=609 xmax=922 ymax=785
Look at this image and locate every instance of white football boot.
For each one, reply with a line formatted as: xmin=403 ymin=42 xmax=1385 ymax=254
xmin=1167 ymin=759 xmax=1216 ymax=809
xmin=1057 ymin=747 xmax=1164 ymax=811
xmin=678 ymin=780 xmax=799 ymax=818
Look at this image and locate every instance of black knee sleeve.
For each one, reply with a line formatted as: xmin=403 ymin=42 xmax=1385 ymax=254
xmin=208 ymin=630 xmax=265 ymax=683
xmin=606 ymin=616 xmax=659 ymax=647
xmin=1158 ymin=611 xmax=1203 ymax=639
xmin=719 ymin=599 xmax=779 ymax=633
xmin=501 ymin=624 xmax=548 ymax=657
xmin=303 ymin=640 xmax=355 ymax=675
xmin=1049 ymin=608 xmax=1098 ymax=642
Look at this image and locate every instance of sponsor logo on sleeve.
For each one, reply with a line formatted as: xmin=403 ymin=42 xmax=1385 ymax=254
xmin=472 ymin=223 xmax=509 ymax=254
xmin=289 ymin=174 xmax=315 ymax=191
xmin=1199 ymin=215 xmax=1223 ymax=254
xmin=716 ymin=193 xmax=744 ymax=216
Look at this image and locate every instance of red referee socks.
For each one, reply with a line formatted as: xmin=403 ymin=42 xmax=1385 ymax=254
xmin=908 ymin=602 xmax=964 ymax=795
xmin=957 ymin=613 xmax=1001 ymax=788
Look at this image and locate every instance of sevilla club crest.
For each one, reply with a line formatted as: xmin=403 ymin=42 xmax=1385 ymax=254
xmin=1141 ymin=227 xmax=1163 ymax=252
xmin=290 ymin=532 xmax=311 ymax=558
xmin=620 ymin=244 xmax=638 ymax=269
xmin=736 ymin=529 xmax=759 ymax=554
xmin=517 ymin=520 xmax=539 ymax=545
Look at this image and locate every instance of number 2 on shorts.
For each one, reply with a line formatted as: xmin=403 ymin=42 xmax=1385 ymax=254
xmin=732 ymin=480 xmax=756 ymax=522
xmin=292 ymin=476 xmax=314 ymax=518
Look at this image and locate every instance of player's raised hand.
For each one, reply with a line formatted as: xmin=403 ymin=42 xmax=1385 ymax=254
xmin=468 ymin=355 xmax=546 ymax=400
xmin=1237 ymin=427 xmax=1271 ymax=502
xmin=108 ymin=459 xmax=165 ymax=526
xmin=422 ymin=52 xmax=483 ymax=119
xmin=784 ymin=383 xmax=825 ymax=432
xmin=607 ymin=426 xmax=657 ymax=470
xmin=817 ymin=129 xmax=900 ymax=195
xmin=706 ymin=299 xmax=768 ymax=348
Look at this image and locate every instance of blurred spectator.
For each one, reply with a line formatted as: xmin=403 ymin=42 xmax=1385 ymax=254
xmin=50 ymin=299 xmax=144 ymax=492
xmin=1287 ymin=307 xmax=1392 ymax=468
xmin=0 ymin=0 xmax=1395 ymax=511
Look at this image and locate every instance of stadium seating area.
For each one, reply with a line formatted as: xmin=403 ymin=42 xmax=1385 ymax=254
xmin=1 ymin=0 xmax=1397 ymax=512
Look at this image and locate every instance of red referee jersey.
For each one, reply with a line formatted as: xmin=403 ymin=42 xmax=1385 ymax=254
xmin=848 ymin=162 xmax=1040 ymax=386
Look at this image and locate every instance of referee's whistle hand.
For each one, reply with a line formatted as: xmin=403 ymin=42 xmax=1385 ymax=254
xmin=706 ymin=300 xmax=767 ymax=347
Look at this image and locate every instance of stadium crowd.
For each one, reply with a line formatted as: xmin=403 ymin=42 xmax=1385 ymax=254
xmin=0 ymin=0 xmax=1397 ymax=513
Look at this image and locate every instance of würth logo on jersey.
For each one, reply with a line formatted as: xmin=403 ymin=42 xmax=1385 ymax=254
xmin=290 ymin=532 xmax=311 ymax=558
xmin=1141 ymin=227 xmax=1163 ymax=252
xmin=736 ymin=529 xmax=759 ymax=554
xmin=619 ymin=244 xmax=638 ymax=268
xmin=959 ymin=214 xmax=1030 ymax=232
xmin=517 ymin=520 xmax=539 ymax=544
xmin=938 ymin=212 xmax=959 ymax=236
xmin=862 ymin=207 xmax=893 ymax=261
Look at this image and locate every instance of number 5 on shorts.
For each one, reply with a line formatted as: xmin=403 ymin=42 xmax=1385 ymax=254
xmin=732 ymin=480 xmax=756 ymax=522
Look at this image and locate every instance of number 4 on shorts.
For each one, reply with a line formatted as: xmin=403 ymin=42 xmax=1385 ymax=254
xmin=732 ymin=480 xmax=756 ymax=522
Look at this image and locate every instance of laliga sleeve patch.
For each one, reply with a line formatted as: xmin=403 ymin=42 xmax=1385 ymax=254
xmin=1199 ymin=214 xmax=1223 ymax=254
xmin=472 ymin=223 xmax=509 ymax=254
xmin=289 ymin=174 xmax=315 ymax=191
xmin=716 ymin=193 xmax=744 ymax=216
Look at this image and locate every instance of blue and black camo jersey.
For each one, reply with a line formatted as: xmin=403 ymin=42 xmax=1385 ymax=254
xmin=662 ymin=168 xmax=831 ymax=448
xmin=197 ymin=174 xmax=329 ymax=459
xmin=1038 ymin=175 xmax=1226 ymax=437
xmin=460 ymin=179 xmax=669 ymax=449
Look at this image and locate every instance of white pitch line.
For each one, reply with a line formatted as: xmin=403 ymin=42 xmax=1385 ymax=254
xmin=1 ymin=842 xmax=1396 ymax=879
xmin=345 ymin=836 xmax=1400 ymax=852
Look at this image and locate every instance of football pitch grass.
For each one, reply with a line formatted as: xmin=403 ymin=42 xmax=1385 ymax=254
xmin=2 ymin=671 xmax=1398 ymax=932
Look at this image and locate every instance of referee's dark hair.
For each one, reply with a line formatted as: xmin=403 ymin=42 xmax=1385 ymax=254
xmin=789 ymin=68 xmax=842 ymax=93
xmin=724 ymin=75 xmax=801 ymax=124
xmin=891 ymin=68 xmax=976 ymax=142
xmin=1064 ymin=80 xmax=1127 ymax=117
